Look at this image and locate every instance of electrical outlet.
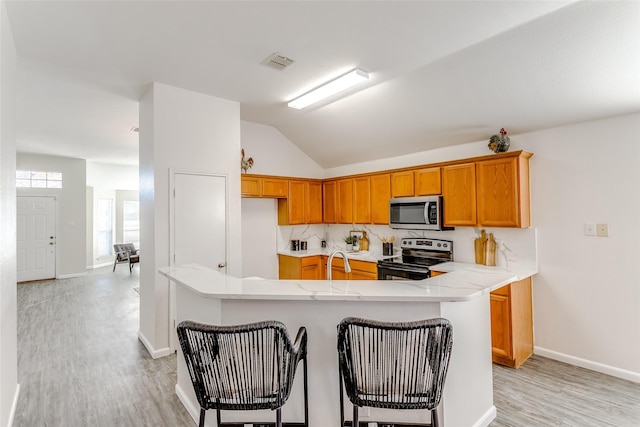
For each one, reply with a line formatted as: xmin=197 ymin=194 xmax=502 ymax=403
xmin=584 ymin=223 xmax=596 ymax=236
xmin=596 ymin=223 xmax=608 ymax=237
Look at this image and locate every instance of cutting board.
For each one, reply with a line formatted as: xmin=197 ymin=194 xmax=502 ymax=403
xmin=486 ymin=233 xmax=497 ymax=266
xmin=474 ymin=230 xmax=487 ymax=264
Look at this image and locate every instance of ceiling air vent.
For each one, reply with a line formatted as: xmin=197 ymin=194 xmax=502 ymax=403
xmin=262 ymin=52 xmax=295 ymax=71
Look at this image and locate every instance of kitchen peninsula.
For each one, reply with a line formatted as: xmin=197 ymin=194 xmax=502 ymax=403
xmin=161 ymin=263 xmax=536 ymax=427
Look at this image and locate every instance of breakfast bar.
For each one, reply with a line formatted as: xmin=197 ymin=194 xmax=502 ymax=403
xmin=160 ymin=264 xmax=531 ymax=427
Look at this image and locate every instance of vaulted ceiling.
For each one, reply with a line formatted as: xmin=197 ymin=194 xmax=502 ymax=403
xmin=6 ymin=1 xmax=640 ymax=168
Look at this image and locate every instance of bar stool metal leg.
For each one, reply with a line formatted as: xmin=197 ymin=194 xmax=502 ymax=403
xmin=353 ymin=405 xmax=358 ymax=427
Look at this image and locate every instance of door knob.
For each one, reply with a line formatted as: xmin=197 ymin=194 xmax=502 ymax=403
xmin=218 ymin=262 xmax=226 ymax=268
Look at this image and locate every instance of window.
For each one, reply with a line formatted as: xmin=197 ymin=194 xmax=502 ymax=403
xmin=16 ymin=170 xmax=63 ymax=188
xmin=97 ymin=199 xmax=114 ymax=257
xmin=122 ymin=201 xmax=140 ymax=249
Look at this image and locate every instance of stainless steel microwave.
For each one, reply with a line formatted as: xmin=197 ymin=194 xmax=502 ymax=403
xmin=389 ymin=196 xmax=452 ymax=231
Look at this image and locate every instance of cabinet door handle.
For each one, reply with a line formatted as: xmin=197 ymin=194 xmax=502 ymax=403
xmin=218 ymin=262 xmax=226 ymax=268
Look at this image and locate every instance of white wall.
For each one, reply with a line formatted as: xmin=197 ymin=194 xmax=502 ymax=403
xmin=240 ymin=120 xmax=324 ymax=178
xmin=239 ymin=121 xmax=325 ymax=278
xmin=86 ymin=161 xmax=138 ymax=191
xmin=241 ymin=198 xmax=278 ymax=279
xmin=0 ymin=1 xmax=18 ymax=425
xmin=16 ymin=153 xmax=87 ymax=278
xmin=139 ymin=82 xmax=241 ymax=357
xmin=522 ymin=114 xmax=640 ymax=379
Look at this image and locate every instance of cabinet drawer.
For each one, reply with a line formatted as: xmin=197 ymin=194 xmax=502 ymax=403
xmin=491 ymin=284 xmax=511 ymax=297
xmin=350 ymin=259 xmax=377 ymax=274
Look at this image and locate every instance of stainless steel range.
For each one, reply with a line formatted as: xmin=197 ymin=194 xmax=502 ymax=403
xmin=377 ymin=238 xmax=453 ymax=280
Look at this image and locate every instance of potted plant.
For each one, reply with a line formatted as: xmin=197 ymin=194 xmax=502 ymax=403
xmin=343 ymin=235 xmax=354 ymax=251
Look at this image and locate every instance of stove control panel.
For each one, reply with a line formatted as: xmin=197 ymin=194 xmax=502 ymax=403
xmin=401 ymin=238 xmax=452 ymax=252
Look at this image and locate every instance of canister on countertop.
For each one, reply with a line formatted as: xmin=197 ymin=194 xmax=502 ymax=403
xmin=291 ymin=239 xmax=300 ymax=251
xmin=300 ymin=240 xmax=308 ymax=251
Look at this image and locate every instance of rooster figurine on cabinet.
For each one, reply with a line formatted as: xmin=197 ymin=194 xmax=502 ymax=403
xmin=488 ymin=128 xmax=511 ymax=153
xmin=241 ymin=149 xmax=254 ymax=173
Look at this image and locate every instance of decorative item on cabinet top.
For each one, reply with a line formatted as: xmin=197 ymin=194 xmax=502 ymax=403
xmin=241 ymin=148 xmax=254 ymax=173
xmin=488 ymin=128 xmax=511 ymax=153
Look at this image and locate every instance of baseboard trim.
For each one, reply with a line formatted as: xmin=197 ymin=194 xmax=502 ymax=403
xmin=86 ymin=262 xmax=112 ymax=270
xmin=473 ymin=405 xmax=497 ymax=427
xmin=7 ymin=383 xmax=20 ymax=427
xmin=56 ymin=272 xmax=87 ymax=279
xmin=137 ymin=330 xmax=172 ymax=359
xmin=535 ymin=346 xmax=640 ymax=383
xmin=176 ymin=383 xmax=199 ymax=425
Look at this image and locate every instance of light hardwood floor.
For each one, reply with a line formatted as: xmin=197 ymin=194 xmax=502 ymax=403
xmin=13 ymin=267 xmax=640 ymax=426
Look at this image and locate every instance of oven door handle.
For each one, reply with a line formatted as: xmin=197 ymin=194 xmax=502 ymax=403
xmin=381 ymin=266 xmax=431 ymax=275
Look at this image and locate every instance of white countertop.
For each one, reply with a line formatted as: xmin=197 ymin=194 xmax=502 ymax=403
xmin=159 ymin=262 xmax=536 ymax=303
xmin=431 ymin=261 xmax=538 ymax=282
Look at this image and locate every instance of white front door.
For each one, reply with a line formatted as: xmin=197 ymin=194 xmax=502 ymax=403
xmin=17 ymin=196 xmax=56 ymax=282
xmin=169 ymin=171 xmax=227 ymax=349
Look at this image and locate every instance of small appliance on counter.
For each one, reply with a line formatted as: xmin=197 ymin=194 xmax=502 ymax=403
xmin=377 ymin=238 xmax=453 ymax=280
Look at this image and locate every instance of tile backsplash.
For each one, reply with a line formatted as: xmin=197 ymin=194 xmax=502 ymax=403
xmin=278 ymin=223 xmax=537 ymax=270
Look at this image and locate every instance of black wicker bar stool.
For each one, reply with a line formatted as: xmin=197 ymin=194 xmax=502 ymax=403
xmin=177 ymin=320 xmax=309 ymax=427
xmin=337 ymin=317 xmax=453 ymax=427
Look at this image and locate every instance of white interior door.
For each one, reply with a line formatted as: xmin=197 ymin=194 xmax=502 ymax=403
xmin=169 ymin=171 xmax=227 ymax=349
xmin=17 ymin=196 xmax=56 ymax=282
xmin=172 ymin=172 xmax=227 ymax=269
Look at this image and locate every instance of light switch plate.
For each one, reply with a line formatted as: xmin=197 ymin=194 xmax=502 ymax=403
xmin=584 ymin=223 xmax=596 ymax=236
xmin=597 ymin=223 xmax=608 ymax=237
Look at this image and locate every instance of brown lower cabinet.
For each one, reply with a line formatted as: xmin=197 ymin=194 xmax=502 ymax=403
xmin=278 ymin=255 xmax=322 ymax=280
xmin=490 ymin=277 xmax=533 ymax=368
xmin=279 ymin=254 xmax=377 ymax=281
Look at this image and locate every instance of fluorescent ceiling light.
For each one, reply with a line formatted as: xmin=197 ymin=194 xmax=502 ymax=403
xmin=288 ymin=68 xmax=369 ymax=109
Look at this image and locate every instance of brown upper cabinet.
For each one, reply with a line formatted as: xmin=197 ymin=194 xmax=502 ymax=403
xmin=414 ymin=167 xmax=441 ymax=196
xmin=323 ymin=181 xmax=337 ymax=223
xmin=263 ymin=178 xmax=289 ymax=198
xmin=324 ymin=175 xmax=388 ymax=225
xmin=442 ymin=162 xmax=477 ymax=226
xmin=241 ymin=175 xmax=288 ymax=198
xmin=476 ymin=155 xmax=531 ymax=228
xmin=305 ymin=181 xmax=324 ymax=224
xmin=278 ymin=179 xmax=323 ymax=225
xmin=391 ymin=171 xmax=414 ymax=197
xmin=353 ymin=176 xmax=371 ymax=224
xmin=240 ymin=175 xmax=262 ymax=197
xmin=370 ymin=174 xmax=391 ymax=224
xmin=242 ymin=150 xmax=532 ymax=229
xmin=336 ymin=178 xmax=354 ymax=224
xmin=391 ymin=167 xmax=441 ymax=197
xmin=443 ymin=151 xmax=532 ymax=228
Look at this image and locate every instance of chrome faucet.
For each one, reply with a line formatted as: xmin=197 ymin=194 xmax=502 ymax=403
xmin=327 ymin=249 xmax=351 ymax=280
